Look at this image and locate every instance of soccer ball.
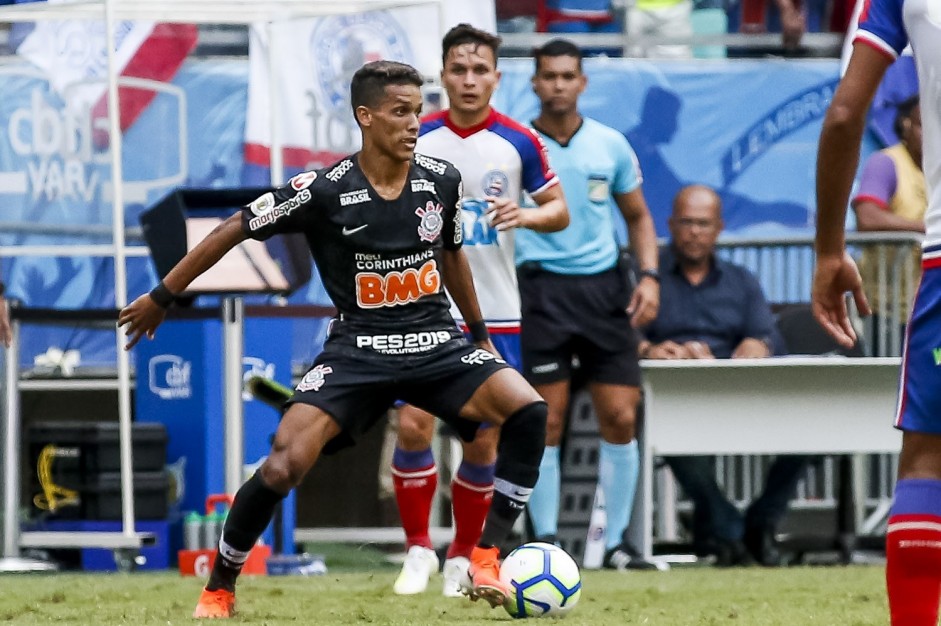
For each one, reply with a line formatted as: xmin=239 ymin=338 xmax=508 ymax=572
xmin=499 ymin=542 xmax=582 ymax=618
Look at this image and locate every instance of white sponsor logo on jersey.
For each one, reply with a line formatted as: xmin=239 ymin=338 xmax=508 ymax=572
xmin=416 ymin=200 xmax=444 ymax=242
xmin=248 ymin=192 xmax=275 ymax=216
xmin=325 ymin=159 xmax=353 ymax=182
xmin=414 ymin=153 xmax=447 ymax=175
xmin=296 ymin=364 xmax=333 ymax=392
xmin=355 ymin=330 xmax=453 ymax=354
xmin=290 ymin=171 xmax=317 ymax=191
xmin=342 ymin=224 xmax=369 ymax=236
xmin=339 ymin=189 xmax=370 ymax=206
xmin=247 ymin=189 xmax=311 ymax=230
xmin=460 ymin=348 xmax=505 ymax=366
xmin=454 ymin=181 xmax=464 ymax=245
xmin=411 ymin=178 xmax=436 ymax=193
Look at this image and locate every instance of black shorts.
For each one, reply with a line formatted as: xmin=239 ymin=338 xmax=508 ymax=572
xmin=288 ymin=324 xmax=510 ymax=454
xmin=518 ymin=264 xmax=641 ymax=387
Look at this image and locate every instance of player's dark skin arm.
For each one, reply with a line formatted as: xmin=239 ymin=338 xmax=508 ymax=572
xmin=118 ymin=214 xmax=248 ymax=349
xmin=441 ymin=247 xmax=499 ymax=355
xmin=616 ymin=187 xmax=659 ymax=327
xmin=813 ymin=43 xmax=888 ymax=345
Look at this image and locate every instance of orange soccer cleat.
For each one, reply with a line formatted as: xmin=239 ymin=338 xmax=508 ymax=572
xmin=192 ymin=587 xmax=236 ymax=619
xmin=466 ymin=546 xmax=508 ymax=608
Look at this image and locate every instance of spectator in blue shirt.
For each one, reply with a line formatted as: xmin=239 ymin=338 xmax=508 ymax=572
xmin=638 ymin=184 xmax=807 ymax=567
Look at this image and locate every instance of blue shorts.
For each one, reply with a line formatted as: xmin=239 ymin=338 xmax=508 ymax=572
xmin=484 ymin=327 xmax=522 ymax=373
xmin=895 ymin=251 xmax=941 ymax=434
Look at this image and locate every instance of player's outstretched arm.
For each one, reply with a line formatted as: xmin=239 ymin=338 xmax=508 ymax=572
xmin=118 ymin=214 xmax=248 ymax=350
xmin=813 ymin=43 xmax=888 ymax=347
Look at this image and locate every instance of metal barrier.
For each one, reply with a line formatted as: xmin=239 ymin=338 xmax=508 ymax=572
xmin=654 ymin=231 xmax=921 ymax=549
xmin=714 ymin=230 xmax=923 ymax=357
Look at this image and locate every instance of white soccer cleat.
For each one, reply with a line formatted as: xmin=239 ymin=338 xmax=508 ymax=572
xmin=441 ymin=555 xmax=470 ymax=598
xmin=393 ymin=545 xmax=440 ymax=595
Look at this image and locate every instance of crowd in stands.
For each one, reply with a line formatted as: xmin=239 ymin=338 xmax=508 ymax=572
xmin=496 ymin=0 xmax=856 ymax=57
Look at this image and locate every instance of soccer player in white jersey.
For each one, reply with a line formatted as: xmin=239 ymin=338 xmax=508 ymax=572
xmin=813 ymin=0 xmax=941 ymax=622
xmin=390 ymin=23 xmax=568 ymax=597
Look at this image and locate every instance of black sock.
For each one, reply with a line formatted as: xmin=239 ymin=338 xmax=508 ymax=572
xmin=206 ymin=472 xmax=286 ymax=591
xmin=478 ymin=402 xmax=547 ymax=549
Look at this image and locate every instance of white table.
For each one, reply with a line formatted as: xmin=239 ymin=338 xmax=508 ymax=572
xmin=630 ymin=356 xmax=903 ymax=558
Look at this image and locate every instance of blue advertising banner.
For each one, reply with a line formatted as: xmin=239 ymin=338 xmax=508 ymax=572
xmin=0 ymin=57 xmax=878 ymax=367
xmin=492 ymin=57 xmax=876 ymax=238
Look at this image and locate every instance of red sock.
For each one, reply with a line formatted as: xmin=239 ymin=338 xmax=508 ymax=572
xmin=392 ymin=458 xmax=437 ymax=550
xmin=448 ymin=464 xmax=494 ymax=560
xmin=887 ymin=513 xmax=941 ymax=625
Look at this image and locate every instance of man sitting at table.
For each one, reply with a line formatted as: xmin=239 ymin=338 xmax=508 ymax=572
xmin=637 ymin=184 xmax=808 ymax=566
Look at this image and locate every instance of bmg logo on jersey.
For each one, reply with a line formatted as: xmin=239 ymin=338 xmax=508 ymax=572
xmin=148 ymin=355 xmax=193 ymax=400
xmin=356 ymin=260 xmax=441 ymax=308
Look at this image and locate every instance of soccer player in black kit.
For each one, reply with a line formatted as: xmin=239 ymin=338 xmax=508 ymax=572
xmin=118 ymin=60 xmax=547 ymax=619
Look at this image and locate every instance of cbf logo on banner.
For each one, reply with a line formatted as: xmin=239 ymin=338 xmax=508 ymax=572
xmin=242 ymin=2 xmax=496 ymax=187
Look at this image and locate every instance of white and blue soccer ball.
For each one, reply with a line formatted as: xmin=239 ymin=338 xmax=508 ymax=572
xmin=499 ymin=542 xmax=582 ymax=618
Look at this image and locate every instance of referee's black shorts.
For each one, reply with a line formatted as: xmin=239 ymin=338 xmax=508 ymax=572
xmin=518 ymin=264 xmax=641 ymax=388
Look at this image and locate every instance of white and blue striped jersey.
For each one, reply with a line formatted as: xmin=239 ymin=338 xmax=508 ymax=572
xmin=418 ymin=108 xmax=558 ymax=326
xmin=855 ymin=0 xmax=941 ymax=249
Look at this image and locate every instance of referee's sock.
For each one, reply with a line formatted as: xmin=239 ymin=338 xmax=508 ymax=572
xmin=527 ymin=446 xmax=561 ymax=540
xmin=207 ymin=472 xmax=285 ymax=592
xmin=886 ymin=478 xmax=941 ymax=625
xmin=599 ymin=439 xmax=639 ymax=551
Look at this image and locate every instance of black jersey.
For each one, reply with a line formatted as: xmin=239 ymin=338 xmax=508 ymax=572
xmin=241 ymin=153 xmax=464 ymax=332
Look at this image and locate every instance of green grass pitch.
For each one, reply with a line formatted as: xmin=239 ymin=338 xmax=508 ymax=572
xmin=0 ymin=565 xmax=887 ymax=624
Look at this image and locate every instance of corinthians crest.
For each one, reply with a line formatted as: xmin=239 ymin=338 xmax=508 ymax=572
xmin=416 ymin=201 xmax=444 ymax=243
xmin=296 ymin=364 xmax=333 ymax=392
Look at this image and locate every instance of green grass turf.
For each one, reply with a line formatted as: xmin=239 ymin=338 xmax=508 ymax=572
xmin=0 ymin=565 xmax=887 ymax=625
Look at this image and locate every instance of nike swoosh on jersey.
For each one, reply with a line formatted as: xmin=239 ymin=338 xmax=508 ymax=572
xmin=341 ymin=224 xmax=369 ymax=235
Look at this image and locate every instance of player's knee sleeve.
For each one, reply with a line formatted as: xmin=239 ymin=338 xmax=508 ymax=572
xmin=222 ymin=472 xmax=285 ymax=551
xmin=495 ymin=401 xmax=547 ymax=489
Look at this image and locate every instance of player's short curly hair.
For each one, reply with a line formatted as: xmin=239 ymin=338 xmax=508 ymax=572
xmin=441 ymin=23 xmax=501 ymax=67
xmin=350 ymin=60 xmax=423 ymax=112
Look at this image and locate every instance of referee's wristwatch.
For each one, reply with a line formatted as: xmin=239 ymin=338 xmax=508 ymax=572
xmin=638 ymin=268 xmax=660 ymax=283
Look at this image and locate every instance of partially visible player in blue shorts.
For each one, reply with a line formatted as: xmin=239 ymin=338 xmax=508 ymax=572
xmin=519 ymin=39 xmax=662 ymax=571
xmin=813 ymin=0 xmax=941 ymax=621
xmin=389 ymin=24 xmax=568 ymax=598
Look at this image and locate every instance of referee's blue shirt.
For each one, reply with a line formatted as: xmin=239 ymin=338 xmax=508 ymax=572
xmin=516 ymin=117 xmax=641 ymax=275
xmin=644 ymin=247 xmax=775 ymax=359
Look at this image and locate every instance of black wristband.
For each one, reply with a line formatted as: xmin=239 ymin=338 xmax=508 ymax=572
xmin=638 ymin=268 xmax=660 ymax=283
xmin=467 ymin=320 xmax=490 ymax=343
xmin=149 ymin=281 xmax=175 ymax=308
xmin=0 ymin=281 xmax=5 ymax=297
